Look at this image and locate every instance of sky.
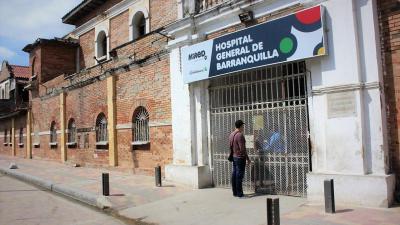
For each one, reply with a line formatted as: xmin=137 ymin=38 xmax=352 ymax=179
xmin=0 ymin=0 xmax=82 ymax=66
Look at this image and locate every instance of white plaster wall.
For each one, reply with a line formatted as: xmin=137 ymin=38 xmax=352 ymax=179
xmin=170 ymin=48 xmax=194 ymax=166
xmin=308 ymin=0 xmax=388 ymax=175
xmin=318 ymin=0 xmax=361 ymax=87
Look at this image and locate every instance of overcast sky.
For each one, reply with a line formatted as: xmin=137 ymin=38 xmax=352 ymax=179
xmin=0 ymin=0 xmax=82 ymax=66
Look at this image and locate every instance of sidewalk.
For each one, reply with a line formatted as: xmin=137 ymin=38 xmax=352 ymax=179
xmin=0 ymin=155 xmax=399 ymax=225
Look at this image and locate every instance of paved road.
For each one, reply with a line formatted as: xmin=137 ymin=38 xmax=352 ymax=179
xmin=0 ymin=174 xmax=127 ymax=225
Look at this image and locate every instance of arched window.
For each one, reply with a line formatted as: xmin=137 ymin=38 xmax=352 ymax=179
xmin=132 ymin=11 xmax=146 ymax=40
xmin=132 ymin=106 xmax=149 ymax=144
xmin=96 ymin=31 xmax=107 ymax=59
xmin=4 ymin=129 xmax=7 ymax=144
xmin=67 ymin=119 xmax=76 ymax=143
xmin=50 ymin=121 xmax=57 ymax=143
xmin=96 ymin=113 xmax=108 ymax=143
xmin=19 ymin=128 xmax=23 ymax=145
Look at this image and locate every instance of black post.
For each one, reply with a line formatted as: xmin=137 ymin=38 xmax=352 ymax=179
xmin=102 ymin=173 xmax=109 ymax=196
xmin=267 ymin=198 xmax=280 ymax=225
xmin=324 ymin=179 xmax=335 ymax=213
xmin=155 ymin=166 xmax=162 ymax=187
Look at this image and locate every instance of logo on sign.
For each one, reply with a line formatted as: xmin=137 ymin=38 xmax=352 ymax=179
xmin=188 ymin=50 xmax=207 ymax=61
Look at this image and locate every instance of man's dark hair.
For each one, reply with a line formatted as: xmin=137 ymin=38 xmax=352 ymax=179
xmin=235 ymin=120 xmax=245 ymax=128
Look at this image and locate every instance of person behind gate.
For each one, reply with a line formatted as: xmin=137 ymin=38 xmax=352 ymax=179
xmin=229 ymin=120 xmax=251 ymax=197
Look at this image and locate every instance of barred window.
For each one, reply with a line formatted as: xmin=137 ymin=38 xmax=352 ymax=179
xmin=50 ymin=121 xmax=57 ymax=143
xmin=67 ymin=119 xmax=76 ymax=143
xmin=132 ymin=107 xmax=149 ymax=144
xmin=96 ymin=113 xmax=108 ymax=143
xmin=19 ymin=128 xmax=23 ymax=144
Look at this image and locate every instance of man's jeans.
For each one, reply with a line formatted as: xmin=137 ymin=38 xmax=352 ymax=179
xmin=232 ymin=157 xmax=246 ymax=197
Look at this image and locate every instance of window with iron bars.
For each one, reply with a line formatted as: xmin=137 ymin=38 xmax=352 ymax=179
xmin=96 ymin=113 xmax=108 ymax=144
xmin=67 ymin=119 xmax=76 ymax=143
xmin=132 ymin=106 xmax=149 ymax=145
xmin=19 ymin=128 xmax=23 ymax=145
xmin=50 ymin=121 xmax=57 ymax=143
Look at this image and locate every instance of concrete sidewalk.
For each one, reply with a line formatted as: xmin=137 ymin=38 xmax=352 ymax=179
xmin=0 ymin=155 xmax=399 ymax=225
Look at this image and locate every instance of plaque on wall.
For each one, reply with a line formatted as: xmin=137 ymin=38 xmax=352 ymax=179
xmin=327 ymin=91 xmax=357 ymax=118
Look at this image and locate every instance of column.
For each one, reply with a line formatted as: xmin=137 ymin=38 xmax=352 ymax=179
xmin=26 ymin=110 xmax=32 ymax=159
xmin=11 ymin=118 xmax=15 ymax=156
xmin=107 ymin=75 xmax=118 ymax=166
xmin=60 ymin=92 xmax=67 ymax=162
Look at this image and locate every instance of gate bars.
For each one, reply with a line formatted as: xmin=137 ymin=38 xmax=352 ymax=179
xmin=209 ymin=61 xmax=310 ymax=197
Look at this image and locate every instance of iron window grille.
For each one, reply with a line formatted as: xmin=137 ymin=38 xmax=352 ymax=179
xmin=19 ymin=128 xmax=23 ymax=145
xmin=3 ymin=129 xmax=7 ymax=146
xmin=132 ymin=106 xmax=150 ymax=145
xmin=96 ymin=113 xmax=108 ymax=144
xmin=67 ymin=119 xmax=76 ymax=143
xmin=50 ymin=121 xmax=57 ymax=144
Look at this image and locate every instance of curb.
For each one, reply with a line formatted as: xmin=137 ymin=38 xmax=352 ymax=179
xmin=0 ymin=167 xmax=112 ymax=209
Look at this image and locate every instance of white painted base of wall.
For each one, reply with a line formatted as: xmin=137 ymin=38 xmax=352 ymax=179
xmin=307 ymin=172 xmax=395 ymax=208
xmin=165 ymin=164 xmax=212 ymax=189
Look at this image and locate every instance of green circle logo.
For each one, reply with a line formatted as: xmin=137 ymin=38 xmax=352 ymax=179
xmin=280 ymin=37 xmax=294 ymax=54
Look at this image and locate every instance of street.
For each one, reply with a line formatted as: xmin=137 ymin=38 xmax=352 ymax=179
xmin=0 ymin=174 xmax=127 ymax=225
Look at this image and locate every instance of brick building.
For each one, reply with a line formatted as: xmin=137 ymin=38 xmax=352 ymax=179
xmin=0 ymin=0 xmax=399 ymax=208
xmin=0 ymin=61 xmax=30 ymax=158
xmin=0 ymin=0 xmax=177 ymax=174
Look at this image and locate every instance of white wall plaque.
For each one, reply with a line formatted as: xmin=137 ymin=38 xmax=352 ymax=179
xmin=327 ymin=91 xmax=357 ymax=118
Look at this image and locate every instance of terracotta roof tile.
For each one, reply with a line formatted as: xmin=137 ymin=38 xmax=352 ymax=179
xmin=10 ymin=65 xmax=30 ymax=79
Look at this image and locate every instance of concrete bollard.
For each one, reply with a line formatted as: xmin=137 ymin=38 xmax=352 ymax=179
xmin=324 ymin=179 xmax=335 ymax=213
xmin=102 ymin=173 xmax=109 ymax=196
xmin=155 ymin=166 xmax=162 ymax=187
xmin=267 ymin=197 xmax=280 ymax=225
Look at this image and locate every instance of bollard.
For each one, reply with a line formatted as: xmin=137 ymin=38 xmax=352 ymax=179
xmin=155 ymin=166 xmax=162 ymax=187
xmin=267 ymin=198 xmax=280 ymax=225
xmin=102 ymin=173 xmax=110 ymax=196
xmin=324 ymin=179 xmax=335 ymax=213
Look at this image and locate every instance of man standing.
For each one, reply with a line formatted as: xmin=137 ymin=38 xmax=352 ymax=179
xmin=229 ymin=120 xmax=251 ymax=197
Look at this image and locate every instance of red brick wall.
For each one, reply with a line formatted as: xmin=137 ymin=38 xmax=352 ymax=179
xmin=150 ymin=0 xmax=178 ymax=30
xmin=14 ymin=115 xmax=27 ymax=158
xmin=0 ymin=0 xmax=174 ymax=174
xmin=0 ymin=114 xmax=27 ymax=158
xmin=74 ymin=0 xmax=123 ymax=27
xmin=31 ymin=95 xmax=60 ymax=161
xmin=0 ymin=119 xmax=13 ymax=156
xmin=110 ymin=10 xmax=129 ymax=50
xmin=40 ymin=44 xmax=76 ymax=83
xmin=378 ymin=0 xmax=400 ymax=191
xmin=116 ymin=56 xmax=172 ymax=173
xmin=64 ymin=78 xmax=109 ymax=166
xmin=79 ymin=29 xmax=96 ymax=69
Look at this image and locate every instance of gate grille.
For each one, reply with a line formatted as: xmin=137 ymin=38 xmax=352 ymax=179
xmin=210 ymin=61 xmax=310 ymax=197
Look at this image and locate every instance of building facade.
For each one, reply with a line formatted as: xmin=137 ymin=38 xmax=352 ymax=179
xmin=164 ymin=0 xmax=397 ymax=207
xmin=0 ymin=0 xmax=398 ymax=208
xmin=0 ymin=0 xmax=177 ymax=174
xmin=0 ymin=61 xmax=30 ymax=158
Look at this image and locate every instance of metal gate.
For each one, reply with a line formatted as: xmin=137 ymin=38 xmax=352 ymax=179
xmin=210 ymin=61 xmax=310 ymax=197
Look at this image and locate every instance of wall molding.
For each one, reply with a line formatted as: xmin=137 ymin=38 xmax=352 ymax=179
xmin=311 ymin=82 xmax=380 ymax=96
